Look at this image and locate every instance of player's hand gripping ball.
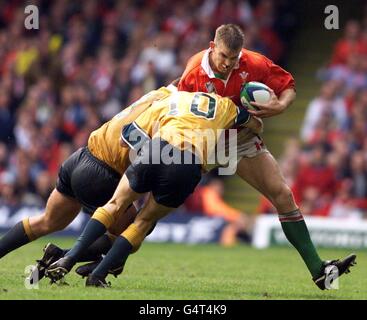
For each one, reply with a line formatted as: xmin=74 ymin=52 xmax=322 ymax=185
xmin=240 ymin=81 xmax=271 ymax=110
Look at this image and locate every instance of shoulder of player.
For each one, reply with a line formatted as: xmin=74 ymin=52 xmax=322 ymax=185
xmin=182 ymin=50 xmax=206 ymax=77
xmin=239 ymin=48 xmax=270 ymax=67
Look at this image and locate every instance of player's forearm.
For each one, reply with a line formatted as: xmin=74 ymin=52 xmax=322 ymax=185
xmin=235 ymin=107 xmax=263 ymax=134
xmin=245 ymin=116 xmax=263 ymax=135
xmin=279 ymin=88 xmax=296 ymax=112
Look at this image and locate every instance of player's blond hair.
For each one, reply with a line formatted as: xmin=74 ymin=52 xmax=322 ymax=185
xmin=214 ymin=24 xmax=245 ymax=52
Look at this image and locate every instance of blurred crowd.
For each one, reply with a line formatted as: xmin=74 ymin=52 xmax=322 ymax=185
xmin=0 ymin=0 xmax=296 ymax=208
xmin=259 ymin=17 xmax=367 ymax=219
xmin=184 ymin=176 xmax=253 ymax=246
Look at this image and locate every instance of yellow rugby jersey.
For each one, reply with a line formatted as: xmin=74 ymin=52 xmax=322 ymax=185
xmin=122 ymin=91 xmax=250 ymax=168
xmin=87 ymin=86 xmax=173 ymax=174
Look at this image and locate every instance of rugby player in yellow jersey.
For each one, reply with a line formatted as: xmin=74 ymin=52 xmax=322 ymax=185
xmin=0 ymin=85 xmax=175 ymax=282
xmin=46 ymin=90 xmax=263 ymax=287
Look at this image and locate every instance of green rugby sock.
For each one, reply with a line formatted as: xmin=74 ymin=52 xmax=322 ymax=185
xmin=279 ymin=210 xmax=323 ymax=278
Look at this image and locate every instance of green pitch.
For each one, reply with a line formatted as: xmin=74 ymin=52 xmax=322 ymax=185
xmin=0 ymin=237 xmax=365 ymax=300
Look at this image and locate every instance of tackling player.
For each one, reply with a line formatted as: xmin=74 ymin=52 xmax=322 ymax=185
xmin=0 ymin=86 xmax=174 ymax=281
xmin=46 ymin=90 xmax=263 ymax=287
xmin=178 ymin=24 xmax=356 ymax=290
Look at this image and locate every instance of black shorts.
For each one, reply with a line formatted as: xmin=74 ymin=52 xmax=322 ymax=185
xmin=56 ymin=147 xmax=121 ymax=215
xmin=125 ymin=138 xmax=202 ymax=208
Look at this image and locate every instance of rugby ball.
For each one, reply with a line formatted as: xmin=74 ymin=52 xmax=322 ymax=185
xmin=240 ymin=81 xmax=271 ymax=110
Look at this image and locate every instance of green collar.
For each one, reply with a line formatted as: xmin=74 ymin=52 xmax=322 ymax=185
xmin=214 ymin=72 xmax=226 ymax=80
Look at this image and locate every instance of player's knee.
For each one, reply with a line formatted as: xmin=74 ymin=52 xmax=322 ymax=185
xmin=36 ymin=214 xmax=63 ymax=234
xmin=135 ymin=217 xmax=155 ymax=236
xmin=102 ymin=199 xmax=133 ymax=226
xmin=274 ymin=185 xmax=295 ymax=207
xmin=107 ymin=188 xmax=137 ymax=213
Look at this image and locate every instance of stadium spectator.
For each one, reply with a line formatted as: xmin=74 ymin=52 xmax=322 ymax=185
xmin=0 ymin=88 xmax=14 ymax=144
xmin=321 ymin=53 xmax=367 ymax=93
xmin=184 ymin=177 xmax=253 ymax=246
xmin=346 ymin=151 xmax=367 ymax=200
xmin=0 ymin=171 xmax=18 ymax=207
xmin=292 ymin=144 xmax=339 ymax=213
xmin=301 ymin=81 xmax=348 ymax=143
xmin=330 ymin=20 xmax=363 ymax=66
xmin=328 ymin=179 xmax=365 ymax=219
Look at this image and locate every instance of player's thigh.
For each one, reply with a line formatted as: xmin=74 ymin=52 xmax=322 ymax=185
xmin=236 ymin=152 xmax=288 ymax=199
xmin=30 ymin=188 xmax=81 ymax=230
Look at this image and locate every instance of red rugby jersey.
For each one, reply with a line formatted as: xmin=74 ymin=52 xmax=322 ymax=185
xmin=178 ymin=48 xmax=295 ymax=106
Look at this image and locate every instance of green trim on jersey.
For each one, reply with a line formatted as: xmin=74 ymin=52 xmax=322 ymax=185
xmin=214 ymin=72 xmax=226 ymax=80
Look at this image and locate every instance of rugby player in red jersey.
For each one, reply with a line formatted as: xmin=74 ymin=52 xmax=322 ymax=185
xmin=178 ymin=24 xmax=356 ymax=290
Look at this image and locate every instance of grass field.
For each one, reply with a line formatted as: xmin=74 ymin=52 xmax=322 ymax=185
xmin=0 ymin=237 xmax=365 ymax=300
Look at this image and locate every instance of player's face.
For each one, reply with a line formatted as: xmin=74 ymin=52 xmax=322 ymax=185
xmin=210 ymin=41 xmax=241 ymax=76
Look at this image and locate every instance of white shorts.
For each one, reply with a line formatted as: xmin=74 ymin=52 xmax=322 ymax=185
xmin=206 ymin=128 xmax=269 ymax=172
xmin=236 ymin=130 xmax=269 ymax=160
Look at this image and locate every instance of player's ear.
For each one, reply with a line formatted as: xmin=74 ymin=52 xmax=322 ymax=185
xmin=209 ymin=41 xmax=215 ymax=49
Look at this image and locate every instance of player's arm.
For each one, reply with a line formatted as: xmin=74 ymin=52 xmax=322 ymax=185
xmin=122 ymin=88 xmax=170 ymax=123
xmin=178 ymin=73 xmax=194 ymax=91
xmin=248 ymin=55 xmax=296 ymax=118
xmin=249 ymin=87 xmax=296 ymax=118
xmin=244 ymin=115 xmax=263 ymax=135
xmin=118 ymin=82 xmax=178 ymax=148
xmin=235 ymin=107 xmax=263 ymax=135
xmin=178 ymin=54 xmax=202 ymax=92
xmin=278 ymin=87 xmax=296 ymax=112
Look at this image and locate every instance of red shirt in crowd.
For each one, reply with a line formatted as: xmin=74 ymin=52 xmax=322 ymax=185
xmin=292 ymin=164 xmax=338 ymax=204
xmin=330 ymin=39 xmax=367 ymax=65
